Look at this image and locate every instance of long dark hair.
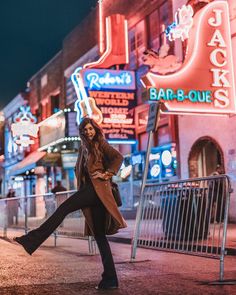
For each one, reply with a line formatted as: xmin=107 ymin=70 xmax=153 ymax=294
xmin=79 ymin=117 xmax=104 ymax=161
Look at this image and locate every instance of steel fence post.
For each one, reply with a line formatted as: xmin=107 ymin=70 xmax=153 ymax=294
xmin=88 ymin=236 xmax=96 ymax=255
xmin=54 ymin=193 xmax=57 ymax=247
xmin=130 ymin=130 xmax=153 ymax=260
xmin=24 ymin=194 xmax=28 ymax=234
xmin=3 ymin=199 xmax=7 ymax=238
xmin=131 ymin=102 xmax=161 ymax=261
xmin=219 ymin=176 xmax=231 ymax=281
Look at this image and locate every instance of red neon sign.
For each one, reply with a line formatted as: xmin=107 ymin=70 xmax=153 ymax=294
xmin=88 ymin=89 xmax=136 ymax=141
xmin=83 ymin=14 xmax=129 ymax=69
xmin=143 ymin=1 xmax=236 ymax=115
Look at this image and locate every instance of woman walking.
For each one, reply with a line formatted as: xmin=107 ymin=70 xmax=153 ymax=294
xmin=14 ymin=117 xmax=127 ymax=290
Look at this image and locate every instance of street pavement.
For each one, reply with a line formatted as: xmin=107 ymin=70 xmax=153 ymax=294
xmin=0 ymin=228 xmax=236 ymax=295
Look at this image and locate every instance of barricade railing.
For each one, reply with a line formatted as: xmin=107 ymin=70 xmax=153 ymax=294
xmin=131 ymin=175 xmax=231 ymax=281
xmin=0 ymin=190 xmax=96 ymax=254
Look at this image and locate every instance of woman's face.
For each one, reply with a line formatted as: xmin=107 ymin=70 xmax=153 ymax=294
xmin=83 ymin=123 xmax=96 ymax=141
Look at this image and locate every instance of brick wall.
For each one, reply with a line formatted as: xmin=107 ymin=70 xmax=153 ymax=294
xmin=29 ymin=51 xmax=62 ymax=116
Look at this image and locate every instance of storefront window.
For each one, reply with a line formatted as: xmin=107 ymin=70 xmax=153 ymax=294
xmin=51 ymin=94 xmax=60 ymax=114
xmin=159 ymin=1 xmax=169 ymax=26
xmin=128 ymin=20 xmax=146 ymax=70
xmin=148 ymin=9 xmax=160 ymax=49
xmin=158 ymin=124 xmax=171 ymax=146
xmin=139 ymin=132 xmax=149 ymax=151
xmin=129 ymin=1 xmax=172 ymax=70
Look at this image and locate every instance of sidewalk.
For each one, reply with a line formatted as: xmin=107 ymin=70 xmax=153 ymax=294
xmin=0 ymin=232 xmax=236 ymax=295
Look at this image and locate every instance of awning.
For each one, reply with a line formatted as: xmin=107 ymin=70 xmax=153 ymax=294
xmin=9 ymin=151 xmax=46 ymax=176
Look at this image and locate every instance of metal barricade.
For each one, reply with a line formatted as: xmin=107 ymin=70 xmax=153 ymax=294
xmin=0 ymin=191 xmax=96 ymax=254
xmin=131 ymin=175 xmax=231 ymax=281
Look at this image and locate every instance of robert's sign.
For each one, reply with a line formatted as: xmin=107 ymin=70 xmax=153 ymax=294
xmin=81 ymin=69 xmax=136 ymax=91
xmin=72 ymin=68 xmax=137 ymax=143
xmin=143 ymin=1 xmax=236 ymax=115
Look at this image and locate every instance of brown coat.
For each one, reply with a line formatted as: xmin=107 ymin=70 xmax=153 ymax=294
xmin=75 ymin=139 xmax=127 ymax=236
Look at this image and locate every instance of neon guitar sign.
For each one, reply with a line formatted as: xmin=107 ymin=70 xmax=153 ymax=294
xmin=71 ymin=68 xmax=103 ymax=124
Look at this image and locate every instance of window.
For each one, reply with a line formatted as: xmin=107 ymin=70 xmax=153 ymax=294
xmin=147 ymin=1 xmax=171 ymax=51
xmin=129 ymin=20 xmax=146 ymax=70
xmin=51 ymin=94 xmax=60 ymax=114
xmin=41 ymin=74 xmax=48 ymax=88
xmin=148 ymin=9 xmax=160 ymax=49
xmin=157 ymin=124 xmax=171 ymax=145
xmin=128 ymin=1 xmax=172 ymax=70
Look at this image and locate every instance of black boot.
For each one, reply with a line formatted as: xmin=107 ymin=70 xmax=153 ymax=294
xmin=13 ymin=236 xmax=36 ymax=255
xmin=94 ymin=235 xmax=118 ymax=290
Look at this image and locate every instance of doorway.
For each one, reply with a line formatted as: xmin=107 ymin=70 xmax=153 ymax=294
xmin=188 ymin=137 xmax=224 ymax=178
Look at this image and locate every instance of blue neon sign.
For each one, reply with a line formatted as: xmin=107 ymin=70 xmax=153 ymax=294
xmin=81 ymin=69 xmax=136 ymax=90
xmin=149 ymin=87 xmax=212 ymax=103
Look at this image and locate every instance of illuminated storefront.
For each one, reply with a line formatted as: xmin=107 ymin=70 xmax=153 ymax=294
xmin=141 ymin=1 xmax=236 ymax=220
xmin=144 ymin=2 xmax=235 ymax=115
xmin=3 ymin=0 xmax=234 ymax=218
xmin=2 ymin=95 xmax=35 ymax=198
xmin=37 ymin=109 xmax=81 ymax=191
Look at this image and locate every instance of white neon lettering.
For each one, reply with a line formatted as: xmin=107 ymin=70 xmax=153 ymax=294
xmin=210 ymin=48 xmax=227 ymax=67
xmin=208 ymin=7 xmax=230 ymax=109
xmin=210 ymin=69 xmax=230 ymax=87
xmin=208 ymin=29 xmax=226 ymax=47
xmin=214 ymin=89 xmax=229 ymax=108
xmin=208 ymin=9 xmax=223 ymax=27
xmin=86 ymin=72 xmax=132 ymax=89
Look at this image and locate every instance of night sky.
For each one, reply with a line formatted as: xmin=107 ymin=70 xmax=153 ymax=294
xmin=0 ymin=0 xmax=97 ymax=109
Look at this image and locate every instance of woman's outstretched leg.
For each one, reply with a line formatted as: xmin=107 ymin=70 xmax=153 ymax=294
xmin=14 ymin=185 xmax=99 ymax=255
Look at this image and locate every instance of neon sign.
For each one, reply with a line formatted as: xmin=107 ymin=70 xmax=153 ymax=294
xmin=71 ymin=67 xmax=137 ymax=143
xmin=150 ymin=164 xmax=160 ymax=177
xmin=88 ymin=89 xmax=136 ymax=141
xmin=11 ymin=106 xmax=38 ymax=147
xmin=11 ymin=122 xmax=39 ymax=138
xmin=83 ymin=14 xmax=129 ymax=69
xmin=81 ymin=69 xmax=135 ymax=90
xmin=13 ymin=106 xmax=37 ymax=124
xmin=148 ymin=144 xmax=177 ymax=179
xmin=15 ymin=136 xmax=34 ymax=147
xmin=161 ymin=150 xmax=172 ymax=166
xmin=149 ymin=88 xmax=212 ymax=103
xmin=166 ymin=5 xmax=194 ymax=41
xmin=71 ymin=67 xmax=103 ymax=124
xmin=142 ymin=1 xmax=236 ymax=115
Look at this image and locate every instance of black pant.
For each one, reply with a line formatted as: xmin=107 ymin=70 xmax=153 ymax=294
xmin=20 ymin=184 xmax=117 ymax=281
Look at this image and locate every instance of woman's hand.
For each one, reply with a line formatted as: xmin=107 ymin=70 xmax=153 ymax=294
xmin=91 ymin=171 xmax=112 ymax=180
